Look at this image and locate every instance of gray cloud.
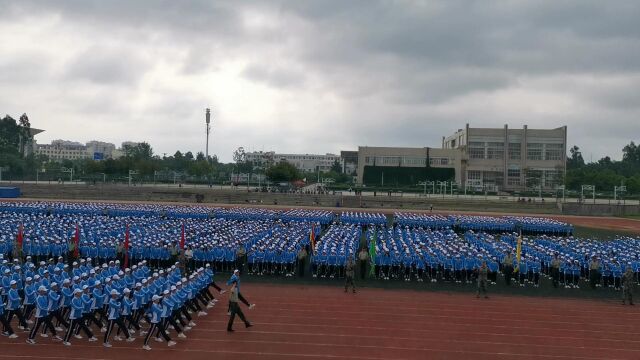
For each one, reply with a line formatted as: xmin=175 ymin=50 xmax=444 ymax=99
xmin=0 ymin=0 xmax=639 ymax=162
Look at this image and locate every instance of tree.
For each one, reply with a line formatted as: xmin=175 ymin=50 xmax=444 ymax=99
xmin=265 ymin=161 xmax=301 ymax=182
xmin=330 ymin=160 xmax=342 ymax=173
xmin=233 ymin=147 xmax=246 ymax=163
xmin=567 ymin=145 xmax=585 ymax=169
xmin=623 ymin=141 xmax=640 ymax=164
xmin=196 ymin=152 xmax=205 ymax=162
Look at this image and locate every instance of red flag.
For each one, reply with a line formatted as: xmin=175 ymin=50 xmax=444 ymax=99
xmin=16 ymin=223 xmax=24 ymax=250
xmin=180 ymin=223 xmax=185 ymax=250
xmin=124 ymin=224 xmax=130 ymax=269
xmin=73 ymin=223 xmax=80 ymax=258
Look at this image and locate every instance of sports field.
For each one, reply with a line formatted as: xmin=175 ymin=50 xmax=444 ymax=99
xmin=2 ymin=283 xmax=639 ymax=360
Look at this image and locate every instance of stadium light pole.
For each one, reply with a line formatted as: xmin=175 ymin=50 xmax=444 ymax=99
xmin=205 ymin=108 xmax=212 ymax=163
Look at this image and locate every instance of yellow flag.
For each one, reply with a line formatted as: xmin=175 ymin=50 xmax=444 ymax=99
xmin=515 ymin=236 xmax=522 ymax=273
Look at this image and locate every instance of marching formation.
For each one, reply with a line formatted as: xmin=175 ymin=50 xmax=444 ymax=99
xmin=0 ymin=254 xmax=250 ymax=350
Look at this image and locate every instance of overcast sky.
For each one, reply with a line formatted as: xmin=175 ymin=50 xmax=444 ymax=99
xmin=1 ymin=1 xmax=639 ymax=162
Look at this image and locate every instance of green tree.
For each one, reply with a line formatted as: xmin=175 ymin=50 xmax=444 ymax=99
xmin=330 ymin=160 xmax=342 ymax=173
xmin=567 ymin=145 xmax=584 ymax=169
xmin=266 ymin=161 xmax=301 ymax=182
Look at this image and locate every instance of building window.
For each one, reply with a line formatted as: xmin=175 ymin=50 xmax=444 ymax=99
xmin=527 ymin=143 xmax=543 ymax=160
xmin=486 ymin=142 xmax=504 ymax=159
xmin=508 ymin=143 xmax=521 ymax=160
xmin=467 ymin=170 xmax=481 ymax=181
xmin=544 ymin=143 xmax=563 ymax=161
xmin=468 ymin=142 xmax=485 ymax=159
xmin=507 ymin=167 xmax=520 ymax=186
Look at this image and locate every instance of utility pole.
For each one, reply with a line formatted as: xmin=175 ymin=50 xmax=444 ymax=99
xmin=205 ymin=108 xmax=211 ymax=163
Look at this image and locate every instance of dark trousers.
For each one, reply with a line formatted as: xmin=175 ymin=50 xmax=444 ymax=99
xmin=29 ymin=315 xmax=56 ymax=340
xmin=504 ymin=266 xmax=513 ymax=285
xmin=104 ymin=318 xmax=130 ymax=343
xmin=359 ymin=260 xmax=367 ymax=279
xmin=76 ymin=313 xmax=102 ymax=335
xmin=227 ymin=302 xmax=250 ymax=330
xmin=7 ymin=308 xmax=28 ymax=328
xmin=144 ymin=322 xmax=170 ymax=345
xmin=551 ymin=268 xmax=560 ymax=288
xmin=64 ymin=318 xmax=93 ymax=342
xmin=1 ymin=314 xmax=15 ymax=335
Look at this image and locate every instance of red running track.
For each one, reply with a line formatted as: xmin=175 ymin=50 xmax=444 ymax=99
xmin=1 ymin=283 xmax=639 ymax=360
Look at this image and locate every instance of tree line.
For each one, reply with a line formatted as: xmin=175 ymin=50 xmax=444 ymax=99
xmin=2 ymin=113 xmax=638 ymax=191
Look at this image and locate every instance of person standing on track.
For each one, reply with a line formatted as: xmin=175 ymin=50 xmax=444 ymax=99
xmin=476 ymin=261 xmax=489 ymax=299
xmin=551 ymin=254 xmax=561 ymax=288
xmin=502 ymin=251 xmax=514 ymax=286
xmin=344 ymin=257 xmax=356 ymax=293
xmin=227 ymin=281 xmax=252 ymax=332
xmin=358 ymin=248 xmax=369 ymax=280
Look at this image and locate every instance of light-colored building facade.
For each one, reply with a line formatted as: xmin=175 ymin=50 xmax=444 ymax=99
xmin=244 ymin=151 xmax=339 ymax=173
xmin=443 ymin=124 xmax=567 ymax=191
xmin=35 ymin=140 xmax=141 ymax=161
xmin=36 ymin=140 xmax=91 ymax=161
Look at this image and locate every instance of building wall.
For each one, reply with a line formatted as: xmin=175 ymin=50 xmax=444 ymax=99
xmin=444 ymin=124 xmax=567 ymax=191
xmin=356 ymin=146 xmax=461 ymax=185
xmin=245 ymin=151 xmax=339 ymax=173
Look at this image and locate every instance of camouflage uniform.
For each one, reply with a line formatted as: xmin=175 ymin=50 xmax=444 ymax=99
xmin=476 ymin=264 xmax=489 ymax=298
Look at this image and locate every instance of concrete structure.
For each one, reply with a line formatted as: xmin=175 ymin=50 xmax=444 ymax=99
xmin=443 ymin=124 xmax=567 ymax=191
xmin=340 ymin=150 xmax=358 ymax=176
xmin=245 ymin=151 xmax=339 ymax=173
xmin=356 ymin=146 xmax=461 ymax=185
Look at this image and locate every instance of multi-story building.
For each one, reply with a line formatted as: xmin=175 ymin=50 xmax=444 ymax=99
xmin=351 ymin=124 xmax=567 ymax=191
xmin=244 ymin=151 xmax=340 ymax=173
xmin=244 ymin=151 xmax=275 ymax=169
xmin=86 ymin=141 xmax=116 ymax=160
xmin=443 ymin=124 xmax=567 ymax=191
xmin=35 ymin=140 xmax=142 ymax=161
xmin=36 ymin=140 xmax=90 ymax=161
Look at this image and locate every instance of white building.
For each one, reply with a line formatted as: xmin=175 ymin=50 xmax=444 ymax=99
xmin=36 ymin=140 xmax=90 ymax=161
xmin=245 ymin=151 xmax=340 ymax=173
xmin=35 ymin=139 xmax=141 ymax=161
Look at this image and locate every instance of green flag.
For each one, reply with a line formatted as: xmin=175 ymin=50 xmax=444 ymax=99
xmin=369 ymin=230 xmax=377 ymax=276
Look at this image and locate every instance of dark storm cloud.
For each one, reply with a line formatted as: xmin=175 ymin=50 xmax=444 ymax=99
xmin=0 ymin=0 xmax=639 ymax=161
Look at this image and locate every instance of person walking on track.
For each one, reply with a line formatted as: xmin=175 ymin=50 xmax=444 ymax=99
xmin=227 ymin=281 xmax=252 ymax=332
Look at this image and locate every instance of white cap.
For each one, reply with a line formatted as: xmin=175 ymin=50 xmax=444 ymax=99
xmin=152 ymin=295 xmax=161 ymax=301
xmin=10 ymin=280 xmax=16 ymax=285
xmin=73 ymin=289 xmax=82 ymax=294
xmin=38 ymin=286 xmax=47 ymax=292
xmin=110 ymin=289 xmax=119 ymax=295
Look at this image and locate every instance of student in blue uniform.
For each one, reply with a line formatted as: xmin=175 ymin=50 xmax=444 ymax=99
xmin=6 ymin=280 xmax=29 ymax=330
xmin=27 ymin=286 xmax=60 ymax=344
xmin=142 ymin=295 xmax=175 ymax=350
xmin=62 ymin=288 xmax=97 ymax=346
xmin=103 ymin=289 xmax=134 ymax=347
xmin=0 ymin=293 xmax=18 ymax=338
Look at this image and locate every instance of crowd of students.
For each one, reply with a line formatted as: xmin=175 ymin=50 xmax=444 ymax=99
xmin=0 ymin=256 xmax=225 ymax=350
xmin=393 ymin=213 xmax=573 ymax=235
